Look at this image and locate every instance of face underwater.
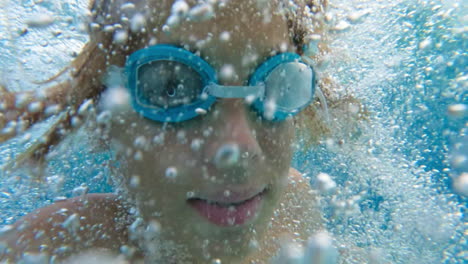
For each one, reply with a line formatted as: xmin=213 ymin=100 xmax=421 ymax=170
xmin=102 ymin=0 xmax=311 ymax=261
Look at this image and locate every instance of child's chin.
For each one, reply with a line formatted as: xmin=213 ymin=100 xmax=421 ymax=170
xmin=198 ymin=238 xmax=253 ymax=262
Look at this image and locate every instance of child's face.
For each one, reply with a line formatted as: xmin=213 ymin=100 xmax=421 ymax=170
xmin=109 ymin=1 xmax=295 ymax=261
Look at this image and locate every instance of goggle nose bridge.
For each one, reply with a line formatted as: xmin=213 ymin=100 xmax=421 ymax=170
xmin=203 ymin=83 xmax=265 ymax=100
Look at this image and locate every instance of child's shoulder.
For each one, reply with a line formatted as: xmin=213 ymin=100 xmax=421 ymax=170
xmin=282 ymin=168 xmax=324 ymax=236
xmin=0 ymin=193 xmax=130 ymax=262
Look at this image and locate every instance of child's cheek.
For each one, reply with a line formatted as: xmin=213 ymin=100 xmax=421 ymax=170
xmin=259 ymin=120 xmax=295 ymax=159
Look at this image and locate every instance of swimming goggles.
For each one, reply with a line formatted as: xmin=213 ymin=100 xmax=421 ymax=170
xmin=125 ymin=44 xmax=316 ymax=122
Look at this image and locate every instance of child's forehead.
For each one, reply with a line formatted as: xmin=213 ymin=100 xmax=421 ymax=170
xmin=147 ymin=2 xmax=293 ymax=69
xmin=102 ymin=0 xmax=295 ymax=69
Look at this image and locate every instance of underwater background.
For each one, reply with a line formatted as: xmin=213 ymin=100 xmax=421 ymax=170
xmin=0 ymin=0 xmax=466 ymax=263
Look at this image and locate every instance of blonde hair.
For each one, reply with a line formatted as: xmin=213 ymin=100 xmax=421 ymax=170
xmin=0 ymin=0 xmax=344 ymax=168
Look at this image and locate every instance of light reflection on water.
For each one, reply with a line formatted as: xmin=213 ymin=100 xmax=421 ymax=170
xmin=0 ymin=0 xmax=466 ymax=263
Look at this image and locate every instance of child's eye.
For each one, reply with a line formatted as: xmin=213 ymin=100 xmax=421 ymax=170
xmin=165 ymin=84 xmax=177 ymax=97
xmin=137 ymin=61 xmax=203 ymax=108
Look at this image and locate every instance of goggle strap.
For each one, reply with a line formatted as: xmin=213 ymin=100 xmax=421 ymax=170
xmin=315 ymin=83 xmax=330 ymax=123
xmin=299 ymin=55 xmax=329 ymax=121
xmin=300 ymin=55 xmax=315 ymax=67
xmin=204 ymin=83 xmax=265 ymax=99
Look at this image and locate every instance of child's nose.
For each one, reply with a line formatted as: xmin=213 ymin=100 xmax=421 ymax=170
xmin=204 ymin=99 xmax=263 ymax=168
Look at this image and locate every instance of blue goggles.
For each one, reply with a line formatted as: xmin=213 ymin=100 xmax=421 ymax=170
xmin=125 ymin=44 xmax=316 ymax=122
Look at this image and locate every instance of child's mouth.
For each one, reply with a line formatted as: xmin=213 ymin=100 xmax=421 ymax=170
xmin=187 ymin=189 xmax=266 ymax=227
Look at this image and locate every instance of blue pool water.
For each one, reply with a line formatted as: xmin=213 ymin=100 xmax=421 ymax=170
xmin=0 ymin=0 xmax=466 ymax=263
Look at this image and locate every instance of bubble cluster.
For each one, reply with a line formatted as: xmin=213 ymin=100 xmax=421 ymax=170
xmin=453 ymin=173 xmax=468 ymax=196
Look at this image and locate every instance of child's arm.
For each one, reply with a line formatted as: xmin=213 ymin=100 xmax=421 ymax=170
xmin=0 ymin=193 xmax=130 ymax=262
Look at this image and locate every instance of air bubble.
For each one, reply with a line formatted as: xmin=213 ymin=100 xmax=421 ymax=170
xmin=100 ymin=86 xmax=131 ymax=112
xmin=191 ymin=138 xmax=204 ymax=151
xmin=1 ymin=123 xmax=15 ymax=136
xmin=56 ymin=246 xmax=70 ymax=255
xmin=34 ymin=230 xmax=45 ymax=239
xmin=419 ymin=38 xmax=432 ymax=50
xmin=195 ymin=108 xmax=207 ymax=115
xmin=27 ymin=101 xmax=43 ymax=113
xmin=134 ymin=151 xmax=143 ymax=161
xmin=304 ymin=232 xmax=337 ymax=264
xmin=129 ymin=175 xmax=140 ymax=188
xmin=263 ymin=99 xmax=277 ymax=120
xmin=219 ymin=64 xmax=236 ymax=82
xmin=96 ymin=111 xmax=112 ymax=125
xmin=213 ymin=143 xmax=240 ymax=168
xmin=134 ymin=136 xmax=147 ymax=149
xmin=78 ymin=99 xmax=94 ymax=115
xmin=333 ymin=20 xmax=350 ymax=31
xmin=149 ymin=37 xmax=158 ymax=46
xmin=347 ymin=9 xmax=371 ymax=23
xmin=46 ymin=175 xmax=64 ymax=192
xmin=245 ymin=95 xmax=256 ymax=105
xmin=72 ymin=184 xmax=89 ymax=197
xmin=53 ymin=196 xmax=67 ymax=202
xmin=316 ymin=173 xmax=336 ymax=193
xmin=200 ymin=92 xmax=209 ymax=100
xmin=219 ymin=31 xmax=231 ymax=42
xmin=166 ymin=15 xmax=180 ymax=27
xmin=62 ymin=213 xmax=80 ymax=234
xmin=103 ymin=25 xmax=115 ymax=33
xmin=144 ymin=220 xmax=161 ymax=242
xmin=279 ymin=42 xmax=288 ymax=53
xmin=130 ymin=13 xmax=146 ymax=32
xmin=188 ymin=3 xmax=214 ymax=21
xmin=120 ymin=245 xmax=136 ymax=258
xmin=249 ymin=239 xmax=259 ymax=250
xmin=113 ymin=30 xmax=128 ymax=44
xmin=203 ymin=127 xmax=213 ymax=137
xmin=172 ymin=0 xmax=189 ymax=16
xmin=348 ymin=103 xmax=360 ymax=114
xmin=19 ymin=252 xmax=49 ymax=264
xmin=15 ymin=93 xmax=31 ymax=108
xmin=186 ymin=191 xmax=195 ymax=199
xmin=176 ymin=130 xmax=187 ymax=144
xmin=447 ymin=104 xmax=466 ymax=118
xmin=121 ymin=3 xmax=136 ymax=12
xmin=453 ymin=173 xmax=468 ymax=196
xmin=25 ymin=14 xmax=54 ymax=28
xmin=71 ymin=116 xmax=82 ymax=127
xmin=153 ymin=133 xmax=165 ymax=145
xmin=273 ymin=240 xmax=304 ymax=264
xmin=451 ymin=155 xmax=467 ymax=168
xmin=227 ymin=217 xmax=236 ymax=226
xmin=162 ymin=25 xmax=170 ymax=33
xmin=129 ymin=218 xmax=144 ymax=240
xmin=165 ymin=167 xmax=178 ymax=179
xmin=0 ymin=225 xmax=14 ymax=237
xmin=0 ymin=192 xmax=11 ymax=199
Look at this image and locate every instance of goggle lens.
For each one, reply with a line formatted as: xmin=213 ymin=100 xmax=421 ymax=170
xmin=262 ymin=62 xmax=314 ymax=112
xmin=136 ymin=60 xmax=204 ymax=109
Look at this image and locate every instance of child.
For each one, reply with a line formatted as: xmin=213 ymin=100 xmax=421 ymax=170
xmin=0 ymin=0 xmax=337 ymax=262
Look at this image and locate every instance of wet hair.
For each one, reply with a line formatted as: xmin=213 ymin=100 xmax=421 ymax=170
xmin=0 ymin=0 xmax=335 ymax=169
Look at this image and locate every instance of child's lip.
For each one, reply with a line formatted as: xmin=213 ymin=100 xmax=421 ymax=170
xmin=187 ymin=188 xmax=266 ymax=227
xmin=188 ymin=186 xmax=267 ymax=204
